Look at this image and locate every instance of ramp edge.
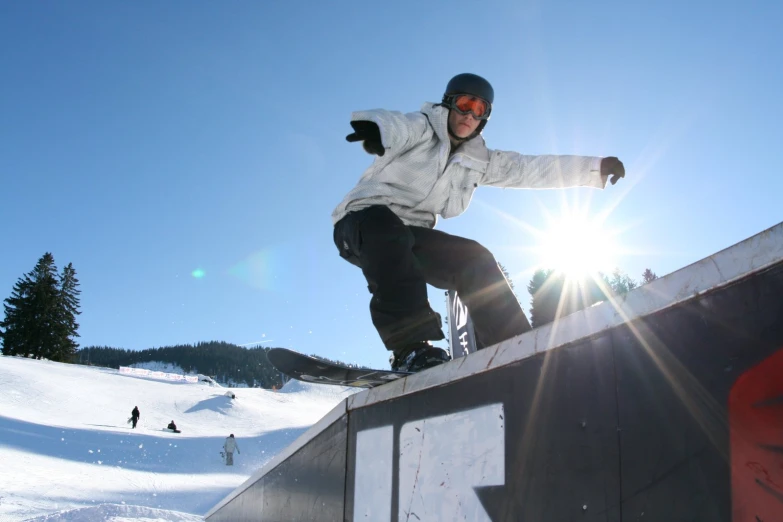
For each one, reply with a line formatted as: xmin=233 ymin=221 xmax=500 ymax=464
xmin=348 ymin=221 xmax=783 ymax=410
xmin=204 ymin=398 xmax=348 ymax=519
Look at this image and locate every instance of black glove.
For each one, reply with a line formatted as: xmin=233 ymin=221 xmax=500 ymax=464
xmin=346 ymin=120 xmax=385 ymax=157
xmin=601 ymin=156 xmax=625 ymax=185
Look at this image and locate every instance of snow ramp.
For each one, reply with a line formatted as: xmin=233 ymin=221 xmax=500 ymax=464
xmin=205 ymin=222 xmax=783 ymax=521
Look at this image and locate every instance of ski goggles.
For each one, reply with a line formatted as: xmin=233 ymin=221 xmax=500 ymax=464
xmin=445 ymin=94 xmax=492 ymax=120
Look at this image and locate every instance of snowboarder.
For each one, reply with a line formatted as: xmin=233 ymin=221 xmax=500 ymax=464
xmin=130 ymin=406 xmax=140 ymax=429
xmin=223 ymin=434 xmax=240 ymax=466
xmin=167 ymin=420 xmax=180 ymax=433
xmin=333 ymin=73 xmax=626 ymax=373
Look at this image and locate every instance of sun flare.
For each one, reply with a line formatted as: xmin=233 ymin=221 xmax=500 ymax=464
xmin=537 ymin=214 xmax=618 ymax=277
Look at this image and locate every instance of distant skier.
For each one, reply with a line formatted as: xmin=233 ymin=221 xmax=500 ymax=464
xmin=130 ymin=406 xmax=140 ymax=429
xmin=333 ymin=72 xmax=626 ymax=372
xmin=223 ymin=434 xmax=240 ymax=466
xmin=167 ymin=420 xmax=180 ymax=433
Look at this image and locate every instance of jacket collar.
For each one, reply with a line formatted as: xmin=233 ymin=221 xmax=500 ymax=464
xmin=421 ymin=102 xmax=451 ymax=144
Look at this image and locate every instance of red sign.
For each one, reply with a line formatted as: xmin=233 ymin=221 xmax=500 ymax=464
xmin=730 ymin=348 xmax=783 ymax=520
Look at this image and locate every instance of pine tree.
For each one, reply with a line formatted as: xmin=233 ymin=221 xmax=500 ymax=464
xmin=527 ymin=269 xmax=558 ymax=328
xmin=497 ymin=261 xmax=526 ymax=314
xmin=498 ymin=262 xmax=515 ymax=290
xmin=27 ymin=253 xmax=61 ymax=359
xmin=607 ymin=269 xmax=638 ymax=296
xmin=641 ymin=268 xmax=658 ymax=284
xmin=528 ymin=269 xmax=609 ymax=328
xmin=0 ymin=253 xmax=61 ymax=359
xmin=1 ymin=274 xmax=34 ymax=356
xmin=53 ymin=263 xmax=81 ymax=362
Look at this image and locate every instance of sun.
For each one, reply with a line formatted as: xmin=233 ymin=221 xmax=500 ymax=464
xmin=537 ymin=213 xmax=618 ymax=277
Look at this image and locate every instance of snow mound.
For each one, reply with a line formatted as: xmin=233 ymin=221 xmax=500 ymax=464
xmin=130 ymin=361 xmax=188 ymax=375
xmin=279 ymin=378 xmax=356 ymax=398
xmin=197 ymin=374 xmax=219 ymax=387
xmin=22 ymin=503 xmax=203 ymax=521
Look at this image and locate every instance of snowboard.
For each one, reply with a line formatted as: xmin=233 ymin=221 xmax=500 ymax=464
xmin=267 ymin=347 xmax=411 ymax=388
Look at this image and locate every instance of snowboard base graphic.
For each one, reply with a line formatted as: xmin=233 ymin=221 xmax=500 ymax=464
xmin=267 ymin=347 xmax=411 ymax=388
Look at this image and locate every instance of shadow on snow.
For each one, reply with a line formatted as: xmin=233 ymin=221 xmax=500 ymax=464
xmin=0 ymin=415 xmax=308 ymax=475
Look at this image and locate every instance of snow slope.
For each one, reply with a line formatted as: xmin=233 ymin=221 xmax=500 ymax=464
xmin=0 ymin=356 xmax=355 ymax=521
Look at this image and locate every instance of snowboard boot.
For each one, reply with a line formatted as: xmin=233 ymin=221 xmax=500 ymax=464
xmin=391 ymin=341 xmax=450 ymax=373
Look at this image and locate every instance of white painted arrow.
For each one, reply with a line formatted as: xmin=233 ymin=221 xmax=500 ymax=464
xmin=398 ymin=403 xmax=505 ymax=521
xmin=353 ymin=425 xmax=393 ymax=521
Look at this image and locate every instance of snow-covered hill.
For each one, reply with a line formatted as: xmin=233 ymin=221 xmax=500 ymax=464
xmin=0 ymin=356 xmax=356 ymax=521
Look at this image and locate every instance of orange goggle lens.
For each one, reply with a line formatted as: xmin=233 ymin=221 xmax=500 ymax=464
xmin=452 ymin=95 xmax=490 ymax=119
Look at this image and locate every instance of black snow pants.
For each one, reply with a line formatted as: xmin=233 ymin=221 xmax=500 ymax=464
xmin=333 ymin=205 xmax=531 ymax=354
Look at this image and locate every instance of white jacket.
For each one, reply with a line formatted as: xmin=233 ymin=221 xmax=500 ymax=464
xmin=332 ymin=103 xmax=608 ymax=229
xmin=223 ymin=437 xmax=239 ymax=453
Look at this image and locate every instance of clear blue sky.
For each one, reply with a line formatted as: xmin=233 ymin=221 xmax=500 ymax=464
xmin=1 ymin=1 xmax=781 ymax=370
